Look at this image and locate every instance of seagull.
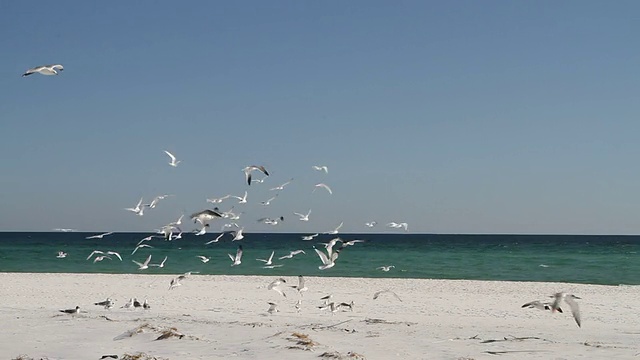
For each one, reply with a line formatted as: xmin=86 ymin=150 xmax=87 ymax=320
xmin=313 ymin=245 xmax=340 ymax=270
xmin=256 ymin=251 xmax=276 ymax=266
xmin=251 ymin=176 xmax=268 ymax=184
xmin=131 ymin=244 xmax=154 ymax=255
xmin=279 ymin=250 xmax=306 ymax=260
xmin=143 ymin=299 xmax=151 ymax=310
xmin=163 ymin=150 xmax=180 ymax=167
xmin=267 ymin=302 xmax=279 ymax=314
xmin=231 ymin=191 xmax=248 ymax=204
xmin=387 ymin=222 xmax=408 ymax=231
xmin=196 ymin=255 xmax=210 ymax=263
xmin=147 ymin=194 xmax=172 ymax=209
xmin=373 ymin=289 xmax=403 ymax=302
xmin=312 ymin=165 xmax=328 ymax=173
xmin=132 ymin=254 xmax=152 ymax=270
xmin=318 ymin=302 xmax=340 ymax=314
xmin=170 ymin=214 xmax=184 ymax=226
xmin=257 ymin=216 xmax=284 ymax=225
xmin=339 ymin=301 xmax=354 ymax=312
xmin=133 ymin=298 xmax=142 ymax=308
xmin=93 ymin=255 xmax=112 ymax=263
xmin=86 ymin=250 xmax=105 ymax=261
xmin=171 ymin=231 xmax=183 ymax=241
xmin=231 ymin=228 xmax=244 ymax=241
xmin=261 ymin=194 xmax=278 ymax=206
xmin=521 ymin=300 xmax=562 ymax=313
xmin=85 ymin=232 xmax=114 ymax=239
xmin=269 ymin=178 xmax=293 ymax=191
xmin=262 ymin=264 xmax=284 ymax=269
xmin=294 ymin=209 xmax=311 ymax=221
xmin=94 ymin=298 xmax=114 ymax=309
xmin=550 ymin=292 xmax=582 ymax=327
xmin=295 ymin=299 xmax=302 ymax=312
xmin=121 ymin=298 xmax=134 ymax=309
xmin=268 ymin=278 xmax=287 ymax=297
xmin=324 ymin=222 xmax=343 ymax=235
xmin=206 ymin=194 xmax=230 ymax=204
xmin=59 ymin=306 xmax=80 ymax=314
xmin=169 ymin=277 xmax=182 ymax=290
xmin=125 ymin=197 xmax=144 ymax=214
xmin=377 ymin=265 xmax=395 ymax=272
xmin=205 ymin=233 xmax=225 ymax=244
xmin=191 ymin=209 xmax=224 ymax=225
xmin=243 ymin=165 xmax=269 ymax=185
xmin=301 ymin=233 xmax=319 ymax=241
xmin=340 ymin=239 xmax=365 ymax=247
xmin=23 ymin=64 xmax=64 ymax=77
xmin=106 ymin=251 xmax=122 ymax=261
xmin=320 ymin=294 xmax=333 ymax=305
xmin=229 ymin=245 xmax=243 ymax=266
xmin=149 ymin=256 xmax=168 ymax=268
xmin=194 ymin=225 xmax=209 ymax=236
xmin=56 ymin=251 xmax=67 ymax=258
xmin=290 ymin=275 xmax=308 ymax=295
xmin=365 ymin=221 xmax=377 ymax=228
xmin=313 ymin=183 xmax=333 ymax=195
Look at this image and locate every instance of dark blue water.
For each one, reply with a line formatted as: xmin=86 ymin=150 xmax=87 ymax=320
xmin=0 ymin=232 xmax=638 ymax=285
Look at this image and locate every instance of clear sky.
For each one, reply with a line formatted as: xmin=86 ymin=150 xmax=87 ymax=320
xmin=1 ymin=1 xmax=640 ymax=234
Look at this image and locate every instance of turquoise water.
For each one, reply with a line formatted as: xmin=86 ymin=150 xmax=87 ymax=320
xmin=0 ymin=232 xmax=638 ymax=285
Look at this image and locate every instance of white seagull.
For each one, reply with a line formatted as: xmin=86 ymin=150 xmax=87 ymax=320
xmin=387 ymin=222 xmax=408 ymax=231
xmin=301 ymin=233 xmax=319 ymax=241
xmin=313 ymin=246 xmax=340 ymax=270
xmin=23 ymin=64 xmax=64 ymax=77
xmin=365 ymin=221 xmax=377 ymax=228
xmin=269 ymin=178 xmax=293 ymax=191
xmin=93 ymin=255 xmax=112 ymax=263
xmin=131 ymin=244 xmax=153 ymax=255
xmin=205 ymin=232 xmax=225 ymax=244
xmin=324 ymin=222 xmax=343 ymax=235
xmin=59 ymin=306 xmax=80 ymax=314
xmin=231 ymin=191 xmax=248 ymax=204
xmin=521 ymin=300 xmax=561 ymax=312
xmin=279 ymin=250 xmax=306 ymax=260
xmin=550 ymin=292 xmax=582 ymax=327
xmin=229 ymin=245 xmax=243 ymax=266
xmin=256 ymin=251 xmax=276 ymax=266
xmin=231 ymin=228 xmax=245 ymax=241
xmin=163 ymin=150 xmax=180 ymax=167
xmin=125 ymin=197 xmax=144 ymax=214
xmin=106 ymin=251 xmax=122 ymax=261
xmin=85 ymin=232 xmax=113 ymax=240
xmin=290 ymin=275 xmax=308 ymax=295
xmin=267 ymin=278 xmax=287 ymax=298
xmin=190 ymin=209 xmax=224 ymax=225
xmin=149 ymin=256 xmax=168 ymax=268
xmin=313 ymin=183 xmax=333 ymax=195
xmin=294 ymin=209 xmax=311 ymax=221
xmin=206 ymin=194 xmax=231 ymax=204
xmin=312 ymin=165 xmax=328 ymax=173
xmin=243 ymin=165 xmax=269 ymax=185
xmin=132 ymin=254 xmax=152 ymax=270
xmin=377 ymin=265 xmax=395 ymax=272
xmin=260 ymin=194 xmax=278 ymax=206
xmin=56 ymin=251 xmax=67 ymax=258
xmin=373 ymin=289 xmax=403 ymax=302
xmin=86 ymin=250 xmax=105 ymax=260
xmin=196 ymin=255 xmax=210 ymax=263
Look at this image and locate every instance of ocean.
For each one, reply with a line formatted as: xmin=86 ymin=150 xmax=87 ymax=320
xmin=0 ymin=232 xmax=638 ymax=286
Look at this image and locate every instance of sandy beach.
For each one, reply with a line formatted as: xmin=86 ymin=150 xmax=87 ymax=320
xmin=1 ymin=273 xmax=638 ymax=360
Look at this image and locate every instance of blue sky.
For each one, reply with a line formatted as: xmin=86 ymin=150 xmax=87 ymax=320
xmin=1 ymin=1 xmax=640 ymax=234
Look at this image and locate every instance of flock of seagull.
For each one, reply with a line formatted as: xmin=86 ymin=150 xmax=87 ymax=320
xmin=28 ymin=64 xmax=583 ymax=329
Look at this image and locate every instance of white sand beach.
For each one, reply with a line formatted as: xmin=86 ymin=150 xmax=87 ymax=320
xmin=1 ymin=273 xmax=638 ymax=360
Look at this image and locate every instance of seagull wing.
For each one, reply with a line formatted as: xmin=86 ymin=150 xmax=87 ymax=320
xmin=314 ymin=247 xmax=330 ymax=265
xmin=564 ymin=296 xmax=581 ymax=327
xmin=164 ymin=150 xmax=177 ymax=162
xmin=142 ymin=254 xmax=152 ymax=266
xmin=107 ymin=251 xmax=122 ymax=261
xmin=235 ymin=245 xmax=243 ymax=261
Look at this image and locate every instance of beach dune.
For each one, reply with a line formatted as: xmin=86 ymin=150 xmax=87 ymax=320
xmin=0 ymin=273 xmax=638 ymax=359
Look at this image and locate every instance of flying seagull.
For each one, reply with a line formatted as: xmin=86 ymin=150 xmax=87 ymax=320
xmin=313 ymin=245 xmax=340 ymax=270
xmin=256 ymin=251 xmax=276 ymax=266
xmin=294 ymin=209 xmax=311 ymax=221
xmin=313 ymin=183 xmax=333 ymax=195
xmin=267 ymin=278 xmax=287 ymax=298
xmin=377 ymin=265 xmax=395 ymax=272
xmin=301 ymin=233 xmax=319 ymax=241
xmin=550 ymin=292 xmax=582 ymax=327
xmin=243 ymin=165 xmax=269 ymax=185
xmin=312 ymin=165 xmax=328 ymax=173
xmin=163 ymin=150 xmax=180 ymax=167
xmin=279 ymin=250 xmax=306 ymax=260
xmin=85 ymin=232 xmax=113 ymax=240
xmin=290 ymin=275 xmax=308 ymax=295
xmin=373 ymin=289 xmax=403 ymax=302
xmin=23 ymin=64 xmax=64 ymax=77
xmin=132 ymin=254 xmax=152 ymax=270
xmin=521 ymin=300 xmax=562 ymax=313
xmin=229 ymin=245 xmax=243 ymax=266
xmin=269 ymin=178 xmax=293 ymax=191
xmin=190 ymin=209 xmax=224 ymax=225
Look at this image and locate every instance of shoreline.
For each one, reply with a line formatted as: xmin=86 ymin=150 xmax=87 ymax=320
xmin=1 ymin=273 xmax=638 ymax=359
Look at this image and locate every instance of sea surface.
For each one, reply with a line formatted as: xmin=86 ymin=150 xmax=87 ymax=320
xmin=0 ymin=232 xmax=638 ymax=286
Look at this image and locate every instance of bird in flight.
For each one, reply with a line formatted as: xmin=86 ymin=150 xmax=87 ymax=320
xmin=163 ymin=150 xmax=180 ymax=167
xmin=23 ymin=64 xmax=64 ymax=77
xmin=243 ymin=165 xmax=269 ymax=185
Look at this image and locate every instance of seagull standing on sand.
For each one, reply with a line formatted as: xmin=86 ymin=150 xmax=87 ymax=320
xmin=229 ymin=245 xmax=243 ymax=266
xmin=243 ymin=165 xmax=269 ymax=185
xmin=94 ymin=298 xmax=114 ymax=309
xmin=313 ymin=183 xmax=333 ymax=195
xmin=550 ymin=292 xmax=582 ymax=327
xmin=23 ymin=64 xmax=64 ymax=77
xmin=59 ymin=306 xmax=80 ymax=314
xmin=163 ymin=150 xmax=180 ymax=167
